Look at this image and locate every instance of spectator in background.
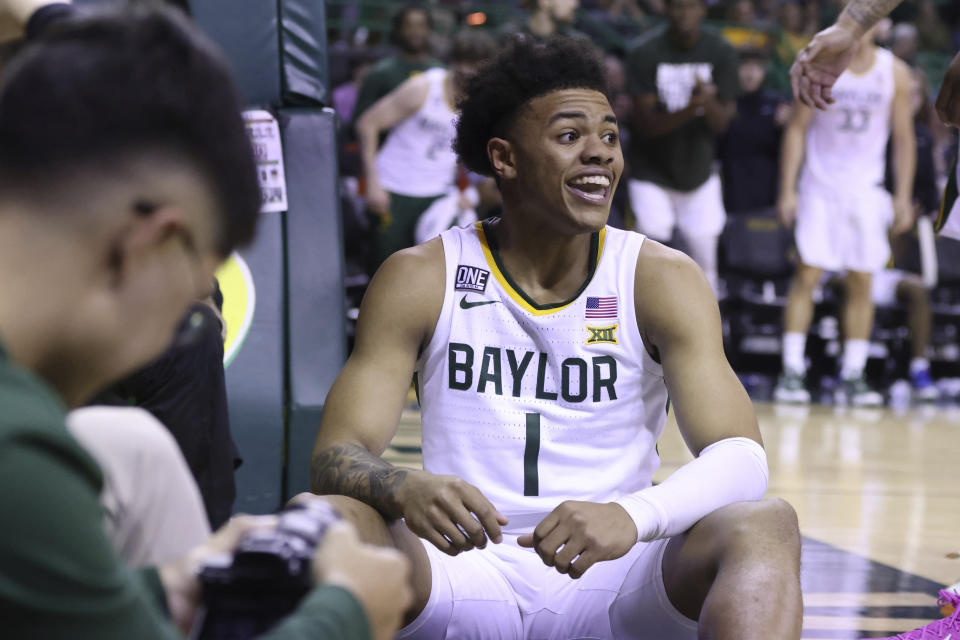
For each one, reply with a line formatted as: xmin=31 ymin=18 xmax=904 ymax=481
xmin=915 ymin=0 xmax=951 ymax=54
xmin=625 ymin=0 xmax=738 ymax=294
xmin=357 ymin=29 xmax=497 ymax=273
xmin=721 ymin=0 xmax=772 ymax=50
xmin=770 ymin=0 xmax=814 ymax=92
xmin=497 ymin=0 xmax=589 ymax=43
xmin=891 ymin=22 xmax=918 ymax=64
xmin=351 ymin=4 xmax=440 ymax=124
xmin=333 ymin=48 xmax=376 ymax=125
xmin=719 ymin=48 xmax=790 ymax=214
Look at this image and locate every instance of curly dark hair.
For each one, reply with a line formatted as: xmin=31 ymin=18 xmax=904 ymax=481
xmin=454 ymin=36 xmax=607 ymax=177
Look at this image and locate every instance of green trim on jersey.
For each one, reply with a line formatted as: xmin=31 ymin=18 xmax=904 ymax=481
xmin=481 ymin=219 xmax=600 ymax=311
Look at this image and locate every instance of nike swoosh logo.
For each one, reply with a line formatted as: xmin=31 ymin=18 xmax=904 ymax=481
xmin=459 ymin=295 xmax=499 ymax=309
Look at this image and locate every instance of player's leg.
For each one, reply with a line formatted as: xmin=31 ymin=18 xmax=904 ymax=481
xmin=369 ymin=192 xmax=442 ymax=274
xmin=627 ymin=179 xmax=677 ymax=243
xmin=775 ymin=261 xmax=823 ymax=403
xmin=894 ymin=275 xmax=939 ymax=400
xmin=659 ymin=497 xmax=802 ymax=639
xmin=674 ymin=173 xmax=727 ymax=295
xmin=836 ymin=270 xmax=883 ymax=405
xmin=290 ymin=493 xmax=433 ymax=624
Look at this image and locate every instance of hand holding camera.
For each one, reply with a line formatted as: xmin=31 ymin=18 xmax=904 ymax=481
xmin=160 ymin=498 xmax=412 ymax=640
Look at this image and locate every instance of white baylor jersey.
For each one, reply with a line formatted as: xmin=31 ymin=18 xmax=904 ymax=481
xmin=802 ymin=47 xmax=895 ymax=188
xmin=416 ymin=222 xmax=669 ymax=533
xmin=377 ymin=68 xmax=458 ymax=198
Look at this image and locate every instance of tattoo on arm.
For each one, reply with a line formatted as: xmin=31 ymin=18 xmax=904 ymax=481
xmin=310 ymin=443 xmax=409 ymax=519
xmin=841 ymin=0 xmax=901 ymax=32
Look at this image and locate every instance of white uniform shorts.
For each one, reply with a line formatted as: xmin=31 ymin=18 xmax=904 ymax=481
xmin=627 ymin=174 xmax=726 ymax=241
xmin=795 ymin=179 xmax=893 ymax=273
xmin=396 ymin=534 xmax=698 ymax=640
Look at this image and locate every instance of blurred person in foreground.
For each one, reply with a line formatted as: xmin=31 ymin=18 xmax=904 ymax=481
xmin=625 ymin=0 xmax=738 ymax=294
xmin=774 ymin=20 xmax=915 ymax=406
xmin=0 ymin=2 xmax=410 ymax=638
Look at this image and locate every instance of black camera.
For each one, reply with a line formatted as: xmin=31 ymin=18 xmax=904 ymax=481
xmin=196 ymin=500 xmax=341 ymax=640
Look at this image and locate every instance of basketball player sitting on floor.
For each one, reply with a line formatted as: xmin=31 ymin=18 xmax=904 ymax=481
xmin=310 ymin=36 xmax=803 ymax=639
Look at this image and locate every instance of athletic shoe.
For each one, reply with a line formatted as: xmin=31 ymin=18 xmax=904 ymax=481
xmin=874 ymin=589 xmax=960 ymax=639
xmin=774 ymin=370 xmax=811 ymax=404
xmin=911 ymin=367 xmax=940 ymax=402
xmin=835 ymin=374 xmax=884 ymax=407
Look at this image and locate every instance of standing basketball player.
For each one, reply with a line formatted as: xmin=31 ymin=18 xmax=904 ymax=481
xmin=357 ymin=30 xmax=495 ymax=272
xmin=774 ymin=23 xmax=915 ymax=406
xmin=311 ymin=37 xmax=802 ymax=639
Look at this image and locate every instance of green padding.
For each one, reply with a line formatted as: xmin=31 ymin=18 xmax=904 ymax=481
xmin=281 ymin=108 xmax=346 ymax=498
xmin=280 ymin=0 xmax=329 ymax=106
xmin=225 ymin=215 xmax=286 ymax=514
xmin=188 ymin=0 xmax=282 ymax=105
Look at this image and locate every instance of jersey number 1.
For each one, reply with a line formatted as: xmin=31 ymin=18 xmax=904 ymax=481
xmin=524 ymin=413 xmax=540 ymax=496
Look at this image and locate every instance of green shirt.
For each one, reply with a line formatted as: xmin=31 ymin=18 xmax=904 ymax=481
xmin=0 ymin=342 xmax=371 ymax=640
xmin=352 ymin=54 xmax=442 ymax=123
xmin=626 ymin=26 xmax=738 ymax=191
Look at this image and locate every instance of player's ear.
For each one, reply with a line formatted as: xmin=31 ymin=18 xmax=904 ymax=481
xmin=487 ymin=138 xmax=517 ymax=181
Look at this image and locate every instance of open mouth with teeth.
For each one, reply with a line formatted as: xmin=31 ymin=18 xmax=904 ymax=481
xmin=565 ymin=174 xmax=612 ymax=204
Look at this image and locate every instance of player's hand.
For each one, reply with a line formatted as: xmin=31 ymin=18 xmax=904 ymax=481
xmin=315 ymin=521 xmax=413 ymax=640
xmin=397 ymin=470 xmax=509 ymax=555
xmin=517 ymin=501 xmax=637 ymax=579
xmin=366 ymin=181 xmax=391 ymax=217
xmin=777 ymin=191 xmax=799 ymax=228
xmin=159 ymin=514 xmax=279 ymax=633
xmin=687 ymin=79 xmax=716 ymax=113
xmin=891 ymin=195 xmax=915 ymax=236
xmin=935 ymin=52 xmax=960 ymax=127
xmin=790 ymin=23 xmax=860 ymax=109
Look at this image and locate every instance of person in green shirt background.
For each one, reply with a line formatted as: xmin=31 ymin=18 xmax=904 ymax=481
xmin=351 ymin=4 xmax=442 ymax=125
xmin=0 ymin=1 xmax=411 ymax=638
xmin=625 ymin=0 xmax=738 ymax=295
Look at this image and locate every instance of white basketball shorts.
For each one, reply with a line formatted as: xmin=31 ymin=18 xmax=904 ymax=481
xmin=795 ymin=178 xmax=893 ymax=273
xmin=627 ymin=174 xmax=727 ymax=241
xmin=396 ymin=534 xmax=698 ymax=640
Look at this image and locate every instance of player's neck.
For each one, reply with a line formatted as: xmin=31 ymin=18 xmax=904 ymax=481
xmin=486 ymin=215 xmax=595 ymax=304
xmin=399 ymin=49 xmax=429 ymax=64
xmin=849 ymin=42 xmax=877 ymax=72
xmin=668 ymin=26 xmax=700 ymax=50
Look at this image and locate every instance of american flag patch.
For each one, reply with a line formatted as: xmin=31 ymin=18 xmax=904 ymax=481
xmin=585 ymin=296 xmax=617 ymax=319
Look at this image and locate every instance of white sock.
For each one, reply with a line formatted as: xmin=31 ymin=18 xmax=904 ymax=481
xmin=782 ymin=332 xmax=807 ymax=374
xmin=841 ymin=339 xmax=870 ymax=379
xmin=910 ymin=357 xmax=930 ymax=375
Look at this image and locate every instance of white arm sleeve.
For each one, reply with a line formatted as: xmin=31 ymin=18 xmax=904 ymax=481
xmin=613 ymin=436 xmax=769 ymax=542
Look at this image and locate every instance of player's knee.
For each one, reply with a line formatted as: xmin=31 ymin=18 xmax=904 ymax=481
xmin=734 ymin=498 xmax=801 ymax=557
xmin=292 ymin=494 xmax=394 ymax=545
xmin=711 ymin=498 xmax=800 ymax=561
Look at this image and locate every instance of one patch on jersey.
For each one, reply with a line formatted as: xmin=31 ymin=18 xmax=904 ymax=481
xmin=455 ymin=265 xmax=489 ymax=292
xmin=586 ymin=324 xmax=618 ymax=345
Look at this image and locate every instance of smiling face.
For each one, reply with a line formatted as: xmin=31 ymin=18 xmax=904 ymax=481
xmin=497 ymin=88 xmax=623 ymax=234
